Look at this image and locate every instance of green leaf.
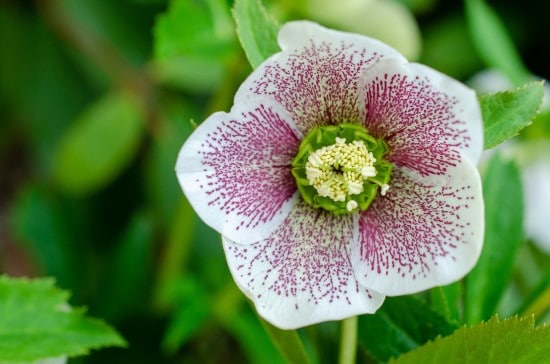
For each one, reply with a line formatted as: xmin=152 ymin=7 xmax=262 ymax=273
xmin=9 ymin=186 xmax=77 ymax=290
xmin=161 ymin=276 xmax=210 ymax=354
xmin=95 ymin=212 xmax=154 ymax=321
xmin=153 ymin=0 xmax=235 ymax=91
xmin=226 ymin=308 xmax=287 ymax=364
xmin=145 ymin=98 xmax=195 ymax=225
xmin=390 ymin=316 xmax=550 ymax=364
xmin=465 ymin=154 xmax=523 ymax=323
xmin=465 ymin=0 xmax=531 ymax=86
xmin=359 ymin=296 xmax=459 ymax=362
xmin=154 ymin=199 xmax=196 ymax=310
xmin=420 ymin=16 xmax=482 ymax=80
xmin=481 ymin=81 xmax=544 ymax=150
xmin=53 ymin=92 xmax=144 ymax=194
xmin=232 ymin=0 xmax=280 ymax=69
xmin=0 ymin=6 xmax=93 ymax=173
xmin=0 ymin=276 xmax=125 ymax=362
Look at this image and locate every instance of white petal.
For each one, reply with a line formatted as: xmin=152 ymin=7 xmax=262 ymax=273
xmin=235 ymin=21 xmax=407 ymax=135
xmin=351 ymin=157 xmax=484 ymax=295
xmin=223 ymin=201 xmax=385 ymax=329
xmin=360 ymin=58 xmax=483 ymax=175
xmin=176 ymin=98 xmax=301 ymax=244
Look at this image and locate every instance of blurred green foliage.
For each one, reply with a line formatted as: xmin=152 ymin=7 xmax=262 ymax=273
xmin=0 ymin=0 xmax=549 ymax=363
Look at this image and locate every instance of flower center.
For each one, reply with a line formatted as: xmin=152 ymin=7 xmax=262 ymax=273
xmin=292 ymin=123 xmax=392 ymax=214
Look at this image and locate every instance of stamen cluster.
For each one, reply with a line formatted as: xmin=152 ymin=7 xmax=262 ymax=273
xmin=305 ymin=137 xmax=378 ymax=210
xmin=292 ymin=123 xmax=392 ymax=215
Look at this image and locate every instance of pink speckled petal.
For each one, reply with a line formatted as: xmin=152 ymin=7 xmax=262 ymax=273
xmin=351 ymin=157 xmax=484 ymax=296
xmin=236 ymin=21 xmax=407 ymax=135
xmin=223 ymin=200 xmax=385 ymax=329
xmin=176 ymin=98 xmax=301 ymax=245
xmin=361 ymin=58 xmax=483 ymax=176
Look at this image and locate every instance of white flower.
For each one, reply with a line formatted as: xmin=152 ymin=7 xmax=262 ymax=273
xmin=176 ymin=21 xmax=484 ymax=329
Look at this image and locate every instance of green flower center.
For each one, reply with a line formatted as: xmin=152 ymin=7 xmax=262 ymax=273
xmin=292 ymin=123 xmax=392 ymax=214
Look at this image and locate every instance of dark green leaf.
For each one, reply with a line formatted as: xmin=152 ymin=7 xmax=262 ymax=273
xmin=390 ymin=316 xmax=550 ymax=364
xmin=154 ymin=199 xmax=196 ymax=310
xmin=421 ymin=16 xmax=482 ymax=80
xmin=53 ymin=92 xmax=144 ymax=194
xmin=0 ymin=6 xmax=92 ymax=172
xmin=232 ymin=0 xmax=280 ymax=69
xmin=59 ymin=0 xmax=154 ymax=65
xmin=161 ymin=277 xmax=210 ymax=354
xmin=95 ymin=212 xmax=155 ymax=321
xmin=359 ymin=296 xmax=459 ymax=362
xmin=145 ymin=98 xmax=195 ymax=225
xmin=465 ymin=154 xmax=523 ymax=323
xmin=481 ymin=81 xmax=544 ymax=150
xmin=10 ymin=186 xmax=77 ymax=290
xmin=226 ymin=308 xmax=287 ymax=364
xmin=358 ymin=310 xmax=417 ymax=362
xmin=465 ymin=0 xmax=531 ymax=86
xmin=0 ymin=276 xmax=125 ymax=362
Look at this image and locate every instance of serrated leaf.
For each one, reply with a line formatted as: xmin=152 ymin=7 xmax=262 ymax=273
xmin=465 ymin=0 xmax=531 ymax=86
xmin=0 ymin=276 xmax=125 ymax=362
xmin=359 ymin=296 xmax=459 ymax=362
xmin=53 ymin=92 xmax=144 ymax=194
xmin=465 ymin=154 xmax=524 ymax=323
xmin=390 ymin=316 xmax=550 ymax=364
xmin=232 ymin=0 xmax=280 ymax=69
xmin=481 ymin=81 xmax=544 ymax=150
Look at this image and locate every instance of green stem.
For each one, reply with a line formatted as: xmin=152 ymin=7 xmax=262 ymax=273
xmin=522 ymin=286 xmax=550 ymax=321
xmin=338 ymin=316 xmax=358 ymax=364
xmin=259 ymin=317 xmax=312 ymax=364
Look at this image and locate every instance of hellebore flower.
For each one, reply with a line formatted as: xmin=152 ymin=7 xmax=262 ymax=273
xmin=176 ymin=21 xmax=484 ymax=329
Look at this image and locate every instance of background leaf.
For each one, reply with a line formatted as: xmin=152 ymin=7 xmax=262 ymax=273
xmin=53 ymin=92 xmax=144 ymax=194
xmin=465 ymin=0 xmax=531 ymax=86
xmin=0 ymin=276 xmax=125 ymax=362
xmin=390 ymin=316 xmax=550 ymax=364
xmin=9 ymin=186 xmax=78 ymax=292
xmin=481 ymin=81 xmax=544 ymax=150
xmin=358 ymin=296 xmax=459 ymax=362
xmin=232 ymin=0 xmax=280 ymax=69
xmin=153 ymin=0 xmax=236 ymax=91
xmin=465 ymin=154 xmax=523 ymax=323
xmin=94 ymin=212 xmax=155 ymax=322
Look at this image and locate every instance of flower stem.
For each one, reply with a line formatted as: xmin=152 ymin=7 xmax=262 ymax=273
xmin=338 ymin=316 xmax=358 ymax=364
xmin=522 ymin=286 xmax=550 ymax=320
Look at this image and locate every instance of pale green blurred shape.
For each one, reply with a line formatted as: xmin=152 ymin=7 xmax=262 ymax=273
xmin=301 ymin=0 xmax=421 ymax=60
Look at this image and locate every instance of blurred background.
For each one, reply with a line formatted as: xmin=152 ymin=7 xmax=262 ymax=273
xmin=0 ymin=0 xmax=548 ymax=363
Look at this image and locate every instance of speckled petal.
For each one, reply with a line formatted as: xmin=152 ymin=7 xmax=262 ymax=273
xmin=176 ymin=98 xmax=301 ymax=244
xmin=351 ymin=157 xmax=484 ymax=295
xmin=361 ymin=58 xmax=483 ymax=176
xmin=236 ymin=20 xmax=407 ymax=135
xmin=223 ymin=200 xmax=385 ymax=329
